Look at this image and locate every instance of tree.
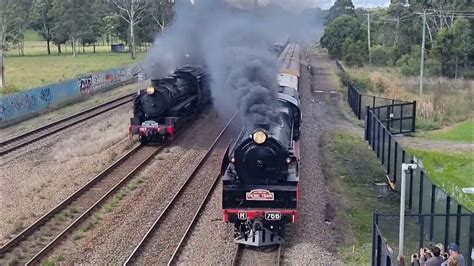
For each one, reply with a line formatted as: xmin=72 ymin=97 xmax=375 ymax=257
xmin=30 ymin=0 xmax=55 ymax=55
xmin=149 ymin=0 xmax=174 ymax=33
xmin=432 ymin=17 xmax=472 ymax=78
xmin=0 ymin=0 xmax=26 ymax=87
xmin=113 ymin=0 xmax=149 ymax=60
xmin=343 ymin=39 xmax=366 ymax=67
xmin=51 ymin=0 xmax=89 ymax=56
xmin=326 ymin=0 xmax=356 ymax=24
xmin=320 ymin=15 xmax=362 ymax=59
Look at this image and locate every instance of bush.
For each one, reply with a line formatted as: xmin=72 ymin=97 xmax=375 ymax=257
xmin=396 ymin=45 xmax=421 ymax=76
xmin=371 ymin=45 xmax=394 ymax=66
xmin=343 ymin=40 xmax=366 ymax=67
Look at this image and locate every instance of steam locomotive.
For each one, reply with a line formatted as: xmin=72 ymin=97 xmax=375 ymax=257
xmin=129 ymin=66 xmax=211 ymax=143
xmin=221 ymin=43 xmax=301 ymax=246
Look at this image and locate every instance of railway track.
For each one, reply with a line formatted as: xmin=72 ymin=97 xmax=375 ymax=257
xmin=124 ymin=116 xmax=234 ymax=265
xmin=0 ymin=93 xmax=134 ymax=156
xmin=0 ymin=144 xmax=161 ymax=265
xmin=232 ymin=244 xmax=282 ymax=266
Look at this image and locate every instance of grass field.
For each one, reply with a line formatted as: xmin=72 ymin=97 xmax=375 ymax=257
xmin=422 ymin=120 xmax=474 ymax=143
xmin=344 ymin=66 xmax=473 ymax=130
xmin=409 ymin=149 xmax=474 ymax=211
xmin=322 ymin=131 xmax=413 ymax=265
xmin=2 ymin=30 xmax=147 ymax=93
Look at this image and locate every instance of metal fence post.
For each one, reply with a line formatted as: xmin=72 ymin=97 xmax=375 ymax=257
xmin=469 ymin=215 xmax=473 ymax=266
xmin=372 ymin=115 xmax=376 ymax=152
xmin=393 ymin=142 xmax=398 ymax=183
xmin=419 ymin=172 xmax=424 ymax=214
xmin=455 ymin=204 xmax=461 ymax=244
xmin=430 ymin=184 xmax=436 ymax=240
xmin=365 ymin=106 xmax=371 ymax=141
xmin=444 ymin=196 xmax=451 ymax=249
xmin=382 ymin=129 xmax=386 ymax=165
xmin=358 ymin=94 xmax=362 ymax=120
xmin=387 ymin=135 xmax=392 ymax=176
xmin=400 ymin=104 xmax=404 ymax=133
xmin=372 ymin=213 xmax=378 ymax=266
xmin=412 ymin=101 xmax=417 ymax=132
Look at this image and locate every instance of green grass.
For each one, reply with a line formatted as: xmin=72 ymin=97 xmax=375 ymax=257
xmin=322 ymin=131 xmax=404 ymax=265
xmin=3 ymin=52 xmax=145 ymax=93
xmin=409 ymin=149 xmax=474 ymax=212
xmin=2 ymin=30 xmax=146 ymax=92
xmin=422 ymin=120 xmax=474 ymax=143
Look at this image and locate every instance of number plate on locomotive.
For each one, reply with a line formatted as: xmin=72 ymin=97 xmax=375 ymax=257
xmin=238 ymin=211 xmax=247 ymax=220
xmin=265 ymin=212 xmax=282 ymax=221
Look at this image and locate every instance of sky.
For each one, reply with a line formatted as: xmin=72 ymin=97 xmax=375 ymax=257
xmin=321 ymin=0 xmax=391 ymax=9
xmin=227 ymin=0 xmax=391 ymax=10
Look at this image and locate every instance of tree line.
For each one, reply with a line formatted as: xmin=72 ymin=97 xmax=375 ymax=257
xmin=0 ymin=0 xmax=175 ymax=59
xmin=321 ymin=0 xmax=473 ymax=79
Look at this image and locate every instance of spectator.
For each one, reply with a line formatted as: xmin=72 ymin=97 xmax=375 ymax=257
xmin=419 ymin=246 xmax=444 ymax=266
xmin=441 ymin=243 xmax=465 ymax=266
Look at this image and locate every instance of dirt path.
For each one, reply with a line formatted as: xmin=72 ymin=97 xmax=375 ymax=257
xmin=396 ymin=136 xmax=473 ymax=152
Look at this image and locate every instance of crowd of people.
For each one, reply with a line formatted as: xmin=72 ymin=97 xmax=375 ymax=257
xmin=398 ymin=243 xmax=466 ymax=266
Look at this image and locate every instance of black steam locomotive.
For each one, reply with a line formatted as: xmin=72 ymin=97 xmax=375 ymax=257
xmin=221 ymin=86 xmax=301 ymax=247
xmin=129 ymin=66 xmax=211 ymax=143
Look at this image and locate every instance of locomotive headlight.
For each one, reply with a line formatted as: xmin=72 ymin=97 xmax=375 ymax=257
xmin=286 ymin=157 xmax=292 ymax=164
xmin=252 ymin=130 xmax=267 ymax=144
xmin=146 ymin=86 xmax=155 ymax=95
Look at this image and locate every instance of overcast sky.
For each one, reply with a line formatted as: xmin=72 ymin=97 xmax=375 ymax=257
xmin=226 ymin=0 xmax=391 ymax=10
xmin=317 ymin=0 xmax=390 ymax=9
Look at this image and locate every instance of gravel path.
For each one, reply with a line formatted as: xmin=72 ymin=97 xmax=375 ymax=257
xmin=44 ymin=109 xmax=231 ymax=264
xmin=0 ymin=104 xmax=134 ymax=245
xmin=280 ymin=49 xmax=348 ymax=265
xmin=396 ymin=136 xmax=473 ymax=152
xmin=0 ymin=81 xmax=145 ymax=140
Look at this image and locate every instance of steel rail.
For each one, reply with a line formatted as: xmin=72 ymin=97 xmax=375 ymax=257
xmin=123 ymin=115 xmax=235 ymax=265
xmin=0 ymin=144 xmax=164 ymax=265
xmin=24 ymin=145 xmax=163 ymax=265
xmin=0 ymin=92 xmax=134 ymax=156
xmin=167 ymin=147 xmax=232 ymax=265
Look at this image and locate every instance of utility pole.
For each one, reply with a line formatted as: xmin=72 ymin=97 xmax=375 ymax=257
xmin=367 ymin=12 xmax=372 ymax=65
xmin=419 ymin=9 xmax=426 ymax=94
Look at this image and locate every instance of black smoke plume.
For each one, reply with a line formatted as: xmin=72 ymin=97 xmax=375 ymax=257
xmin=143 ymin=0 xmax=324 ymax=124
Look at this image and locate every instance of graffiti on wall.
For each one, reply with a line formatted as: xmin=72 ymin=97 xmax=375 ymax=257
xmin=0 ymin=87 xmax=52 ymax=121
xmin=78 ymin=76 xmax=93 ymax=95
xmin=1 ymin=63 xmax=142 ymax=123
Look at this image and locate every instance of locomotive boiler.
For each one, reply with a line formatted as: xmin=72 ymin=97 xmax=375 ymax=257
xmin=129 ymin=66 xmax=211 ymax=143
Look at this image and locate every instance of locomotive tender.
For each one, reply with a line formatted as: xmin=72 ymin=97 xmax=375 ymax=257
xmin=129 ymin=66 xmax=211 ymax=143
xmin=221 ymin=43 xmax=302 ymax=246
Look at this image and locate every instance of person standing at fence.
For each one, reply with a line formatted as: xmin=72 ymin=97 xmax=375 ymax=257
xmin=441 ymin=243 xmax=465 ymax=266
xmin=419 ymin=246 xmax=444 ymax=266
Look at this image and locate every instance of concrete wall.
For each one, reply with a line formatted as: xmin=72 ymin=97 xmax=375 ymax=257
xmin=0 ymin=63 xmax=142 ymax=126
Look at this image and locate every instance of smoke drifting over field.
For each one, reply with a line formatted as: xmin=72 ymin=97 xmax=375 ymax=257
xmin=143 ymin=0 xmax=323 ymax=124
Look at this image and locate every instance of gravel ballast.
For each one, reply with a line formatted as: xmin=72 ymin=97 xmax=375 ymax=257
xmin=0 ymin=104 xmax=134 ymax=245
xmin=44 ymin=109 xmax=231 ymax=264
